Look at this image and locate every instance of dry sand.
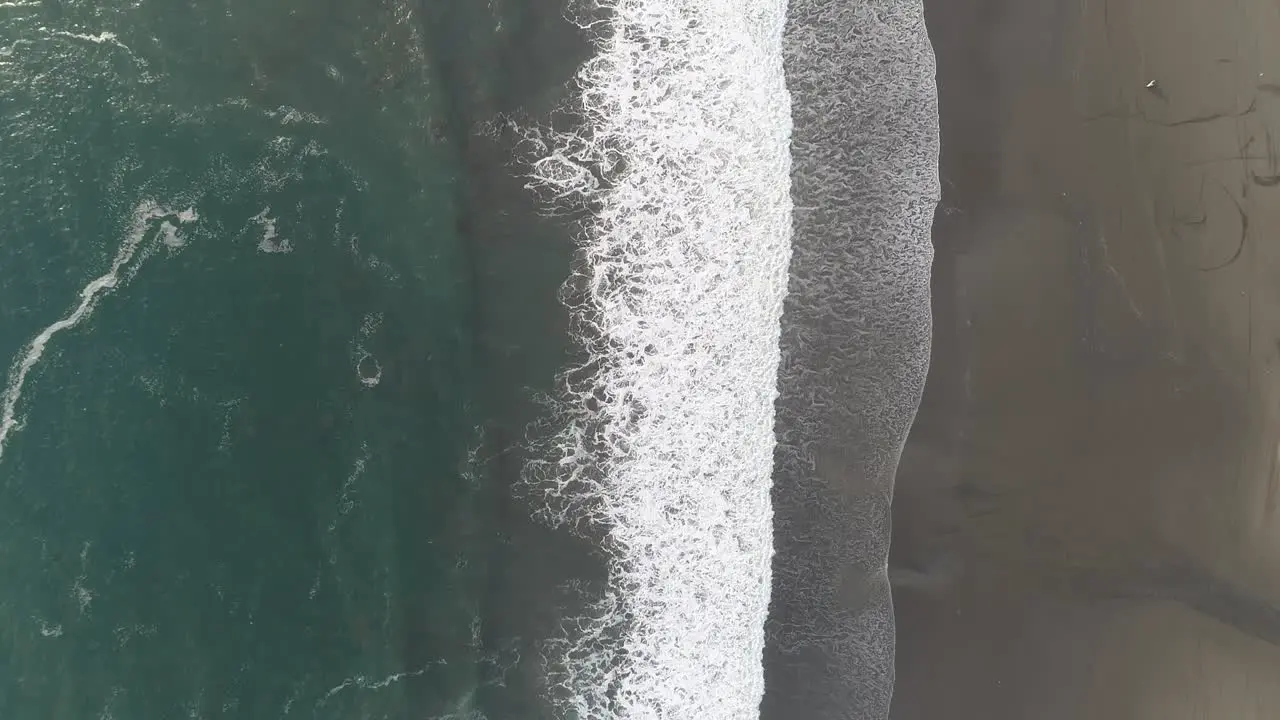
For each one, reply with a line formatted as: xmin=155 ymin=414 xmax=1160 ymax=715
xmin=891 ymin=0 xmax=1280 ymax=716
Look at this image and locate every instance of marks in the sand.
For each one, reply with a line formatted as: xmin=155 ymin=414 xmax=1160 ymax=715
xmin=1103 ymin=560 xmax=1280 ymax=648
xmin=1083 ymin=98 xmax=1258 ymax=128
xmin=1243 ymin=126 xmax=1280 ymax=188
xmin=1195 ymin=179 xmax=1250 ymax=273
xmin=1081 ymin=78 xmax=1280 ymax=278
xmin=0 ymin=201 xmax=198 ymax=464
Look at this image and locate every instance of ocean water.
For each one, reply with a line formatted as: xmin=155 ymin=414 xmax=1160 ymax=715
xmin=0 ymin=0 xmax=587 ymax=717
xmin=2 ymin=0 xmax=938 ymax=718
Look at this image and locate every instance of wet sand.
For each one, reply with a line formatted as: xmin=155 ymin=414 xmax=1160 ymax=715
xmin=891 ymin=0 xmax=1280 ymax=716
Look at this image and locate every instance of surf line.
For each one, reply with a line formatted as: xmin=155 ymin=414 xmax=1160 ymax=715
xmin=0 ymin=201 xmax=197 ymax=464
xmin=518 ymin=1 xmax=793 ymax=717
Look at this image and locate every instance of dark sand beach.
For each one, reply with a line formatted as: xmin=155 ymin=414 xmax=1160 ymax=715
xmin=892 ymin=0 xmax=1280 ymax=716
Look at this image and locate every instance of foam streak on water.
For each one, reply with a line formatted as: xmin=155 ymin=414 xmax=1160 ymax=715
xmin=0 ymin=201 xmax=194 ymax=463
xmin=521 ymin=1 xmax=792 ymax=718
xmin=38 ymin=27 xmax=134 ymax=55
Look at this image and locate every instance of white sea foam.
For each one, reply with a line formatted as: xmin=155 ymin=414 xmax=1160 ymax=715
xmin=34 ymin=617 xmax=63 ymax=638
xmin=0 ymin=201 xmax=197 ymax=464
xmin=267 ymin=105 xmax=328 ymax=126
xmin=519 ymin=1 xmax=793 ymax=718
xmin=39 ymin=27 xmax=135 ymax=56
xmin=158 ymin=220 xmax=184 ymax=248
xmin=317 ymin=665 xmax=432 ymax=707
xmin=251 ymin=207 xmax=292 ymax=254
xmin=51 ymin=30 xmax=119 ymax=45
xmin=351 ymin=312 xmax=383 ymax=388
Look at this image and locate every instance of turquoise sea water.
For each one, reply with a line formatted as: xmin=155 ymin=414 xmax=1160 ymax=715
xmin=0 ymin=1 xmax=586 ymax=717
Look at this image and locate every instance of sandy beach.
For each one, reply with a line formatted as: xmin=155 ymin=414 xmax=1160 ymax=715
xmin=891 ymin=0 xmax=1280 ymax=716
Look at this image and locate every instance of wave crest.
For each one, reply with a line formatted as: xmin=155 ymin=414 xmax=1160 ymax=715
xmin=517 ymin=1 xmax=793 ymax=718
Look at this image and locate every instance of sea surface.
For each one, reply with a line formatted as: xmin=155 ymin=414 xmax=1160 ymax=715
xmin=0 ymin=0 xmax=936 ymax=717
xmin=0 ymin=0 xmax=825 ymax=715
xmin=0 ymin=0 xmax=590 ymax=717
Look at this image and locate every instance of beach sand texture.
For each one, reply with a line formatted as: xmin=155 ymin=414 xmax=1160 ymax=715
xmin=892 ymin=0 xmax=1280 ymax=716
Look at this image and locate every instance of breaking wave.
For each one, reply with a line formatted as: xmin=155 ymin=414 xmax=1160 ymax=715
xmin=517 ymin=0 xmax=793 ymax=717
